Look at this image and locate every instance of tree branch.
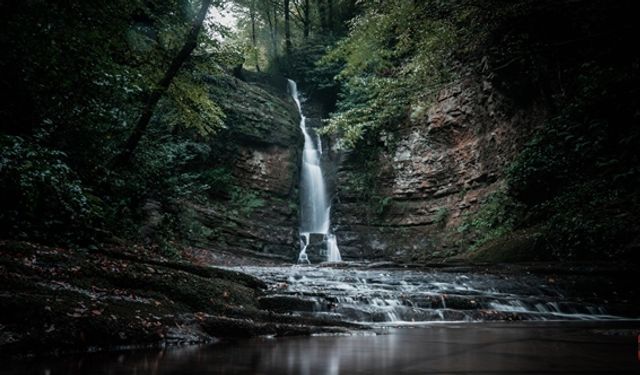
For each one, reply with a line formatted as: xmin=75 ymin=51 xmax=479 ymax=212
xmin=110 ymin=0 xmax=213 ymax=168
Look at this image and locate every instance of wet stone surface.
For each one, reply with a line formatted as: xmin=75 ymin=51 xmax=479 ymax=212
xmin=233 ymin=265 xmax=637 ymax=324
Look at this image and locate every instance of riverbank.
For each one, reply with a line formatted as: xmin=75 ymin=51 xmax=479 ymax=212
xmin=0 ymin=241 xmax=354 ymax=358
xmin=2 ymin=240 xmax=638 ymax=359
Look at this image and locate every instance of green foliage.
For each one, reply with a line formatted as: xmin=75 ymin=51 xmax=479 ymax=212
xmin=171 ymin=204 xmax=215 ymax=249
xmin=339 ymin=142 xmax=381 ymax=200
xmin=316 ymin=0 xmax=640 ymax=261
xmin=501 ymin=51 xmax=640 ymax=259
xmin=507 ymin=60 xmax=639 ymax=206
xmin=230 ymin=187 xmax=266 ymax=216
xmin=281 ymin=38 xmax=344 ymax=102
xmin=372 ymin=195 xmax=393 ymax=216
xmin=200 ymin=167 xmax=234 ymax=196
xmin=538 ymin=182 xmax=631 ymax=259
xmin=466 ymin=59 xmax=640 ymax=260
xmin=320 ymin=76 xmax=411 ymax=148
xmin=230 ymin=0 xmax=358 ymax=73
xmin=460 ymin=190 xmax=524 ymax=251
xmin=0 ymin=0 xmax=234 ymax=246
xmin=434 ymin=207 xmax=450 ymax=227
xmin=0 ymin=136 xmax=96 ymax=242
xmin=165 ymin=73 xmax=226 ymax=137
xmin=318 ymin=1 xmax=460 ymax=148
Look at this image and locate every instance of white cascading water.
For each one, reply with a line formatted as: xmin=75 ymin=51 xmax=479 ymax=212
xmin=288 ymin=79 xmax=341 ymax=263
xmin=236 ymin=266 xmax=623 ymax=324
xmin=326 ymin=233 xmax=341 ymax=262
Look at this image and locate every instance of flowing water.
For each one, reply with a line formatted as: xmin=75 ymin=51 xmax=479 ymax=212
xmin=6 ymin=265 xmax=638 ymax=374
xmin=289 ymin=79 xmax=341 ymax=263
xmin=239 ymin=265 xmax=626 ymax=324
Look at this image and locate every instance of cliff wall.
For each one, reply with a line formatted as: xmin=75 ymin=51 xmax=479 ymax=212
xmin=332 ymin=76 xmax=543 ymax=262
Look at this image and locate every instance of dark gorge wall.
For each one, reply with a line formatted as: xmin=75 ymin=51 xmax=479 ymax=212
xmin=325 ymin=1 xmax=640 ymax=263
xmin=181 ymin=75 xmax=303 ymax=262
xmin=331 ymin=76 xmax=543 ymax=262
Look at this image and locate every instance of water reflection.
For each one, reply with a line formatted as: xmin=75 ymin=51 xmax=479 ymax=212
xmin=3 ymin=324 xmax=639 ymax=374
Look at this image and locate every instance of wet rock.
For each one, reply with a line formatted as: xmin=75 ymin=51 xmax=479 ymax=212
xmin=200 ymin=315 xmax=352 ymax=338
xmin=301 ymin=233 xmax=330 ymax=263
xmin=258 ymin=295 xmax=319 ymax=313
xmin=238 ymin=265 xmax=634 ymax=326
xmin=0 ymin=241 xmax=346 ymax=358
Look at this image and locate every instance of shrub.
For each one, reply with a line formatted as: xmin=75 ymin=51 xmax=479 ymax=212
xmin=0 ymin=136 xmax=95 ymax=242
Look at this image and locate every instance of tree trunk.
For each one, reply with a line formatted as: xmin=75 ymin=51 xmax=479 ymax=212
xmin=265 ymin=5 xmax=278 ymax=61
xmin=303 ymin=0 xmax=310 ymax=39
xmin=111 ymin=0 xmax=212 ymax=168
xmin=273 ymin=1 xmax=279 ymax=53
xmin=317 ymin=0 xmax=327 ymax=32
xmin=327 ymin=0 xmax=333 ymax=32
xmin=250 ymin=0 xmax=260 ymax=71
xmin=284 ymin=0 xmax=291 ymax=55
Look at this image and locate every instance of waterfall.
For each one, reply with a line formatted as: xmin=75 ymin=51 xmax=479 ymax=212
xmin=288 ymin=79 xmax=341 ymax=263
xmin=326 ymin=233 xmax=342 ymax=262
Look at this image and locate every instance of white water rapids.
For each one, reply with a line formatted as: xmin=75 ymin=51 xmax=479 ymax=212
xmin=288 ymin=79 xmax=341 ymax=263
xmin=238 ymin=266 xmax=626 ymax=325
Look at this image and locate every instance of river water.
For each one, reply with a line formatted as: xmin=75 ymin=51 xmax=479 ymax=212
xmin=244 ymin=265 xmax=624 ymax=323
xmin=3 ymin=322 xmax=639 ymax=374
xmin=3 ymin=265 xmax=639 ymax=374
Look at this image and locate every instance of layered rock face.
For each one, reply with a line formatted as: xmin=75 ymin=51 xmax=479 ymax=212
xmin=332 ymin=77 xmax=542 ymax=262
xmin=187 ymin=75 xmax=302 ymax=262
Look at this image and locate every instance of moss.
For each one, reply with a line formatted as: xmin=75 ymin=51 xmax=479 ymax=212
xmin=466 ymin=229 xmax=545 ymax=263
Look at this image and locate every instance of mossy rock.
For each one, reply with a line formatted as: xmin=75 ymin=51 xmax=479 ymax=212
xmin=466 ymin=229 xmax=546 ymax=263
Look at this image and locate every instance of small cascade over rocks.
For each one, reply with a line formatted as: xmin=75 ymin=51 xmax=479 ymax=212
xmin=240 ymin=266 xmax=625 ymax=325
xmin=288 ymin=79 xmax=341 ymax=263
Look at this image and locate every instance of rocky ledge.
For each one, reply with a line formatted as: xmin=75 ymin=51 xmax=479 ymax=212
xmin=0 ymin=241 xmax=356 ymax=358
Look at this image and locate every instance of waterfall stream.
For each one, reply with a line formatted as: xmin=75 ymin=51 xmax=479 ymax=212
xmin=238 ymin=266 xmax=625 ymax=324
xmin=289 ymin=79 xmax=341 ymax=263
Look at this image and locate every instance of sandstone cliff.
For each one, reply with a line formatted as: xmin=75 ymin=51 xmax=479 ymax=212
xmin=182 ymin=74 xmax=303 ymax=263
xmin=332 ymin=76 xmax=543 ymax=262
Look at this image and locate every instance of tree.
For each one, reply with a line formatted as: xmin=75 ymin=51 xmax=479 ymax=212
xmin=111 ymin=0 xmax=213 ymax=167
xmin=303 ymin=0 xmax=310 ymax=39
xmin=284 ymin=0 xmax=292 ymax=55
xmin=250 ymin=0 xmax=261 ymax=71
xmin=317 ymin=0 xmax=327 ymax=32
xmin=327 ymin=0 xmax=333 ymax=32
